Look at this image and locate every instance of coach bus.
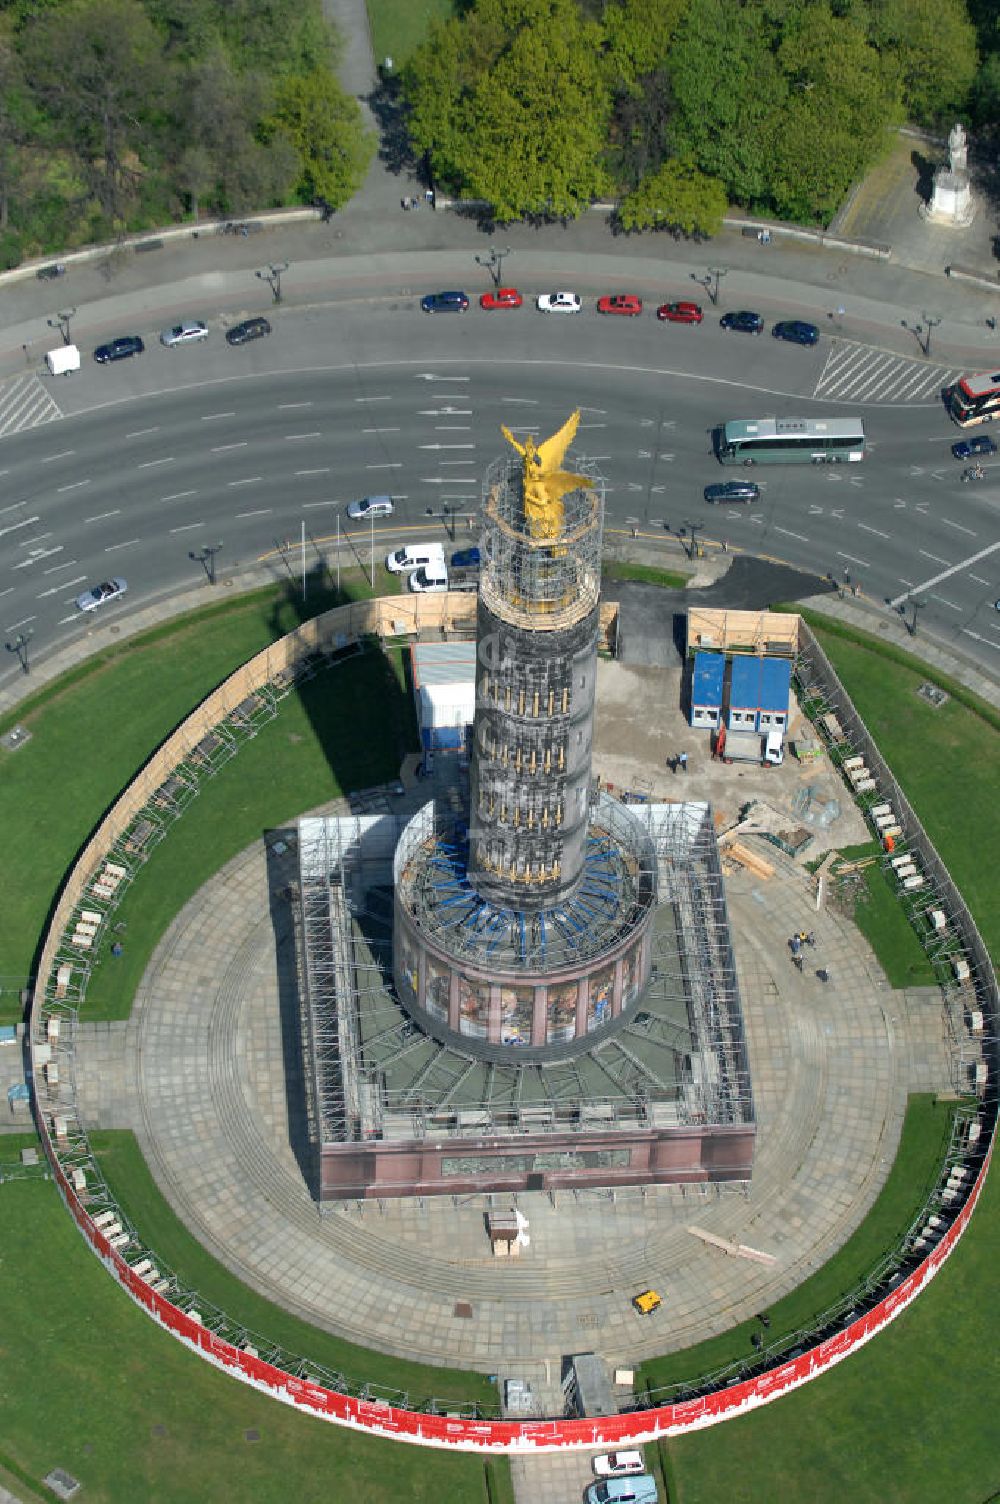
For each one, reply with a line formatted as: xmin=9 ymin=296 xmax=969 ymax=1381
xmin=946 ymin=371 xmax=1000 ymax=427
xmin=715 ymin=417 xmax=866 ymax=465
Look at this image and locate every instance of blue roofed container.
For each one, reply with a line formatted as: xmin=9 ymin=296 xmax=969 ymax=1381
xmin=727 ymin=655 xmax=760 ymax=730
xmin=690 ymin=651 xmax=725 ymax=729
xmin=758 ymin=656 xmax=791 ymax=732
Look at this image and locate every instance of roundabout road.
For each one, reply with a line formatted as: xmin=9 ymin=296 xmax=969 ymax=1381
xmin=2 ymin=295 xmax=999 ymax=695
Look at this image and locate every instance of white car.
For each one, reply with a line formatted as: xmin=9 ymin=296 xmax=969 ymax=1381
xmin=76 ymin=577 xmax=127 ymax=612
xmin=160 ymin=320 xmax=209 ymax=347
xmin=592 ymin=1452 xmax=645 ymax=1478
xmin=536 ymin=291 xmax=582 ymax=314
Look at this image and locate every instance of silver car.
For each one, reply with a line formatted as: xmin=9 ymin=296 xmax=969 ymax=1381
xmin=160 ymin=320 xmax=209 ymax=347
xmin=76 ymin=577 xmax=127 ymax=612
xmin=346 ymin=495 xmax=394 ymax=520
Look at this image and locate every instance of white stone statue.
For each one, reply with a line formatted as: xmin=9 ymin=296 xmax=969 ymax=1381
xmin=948 ymin=122 xmax=968 ymax=174
xmin=921 ymin=122 xmax=975 ymax=228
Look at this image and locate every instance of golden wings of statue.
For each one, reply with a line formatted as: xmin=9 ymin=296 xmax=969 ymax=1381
xmin=501 ymin=409 xmax=590 ymax=539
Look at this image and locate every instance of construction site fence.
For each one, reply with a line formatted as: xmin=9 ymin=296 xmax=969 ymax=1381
xmin=23 ymin=603 xmax=996 ymax=1453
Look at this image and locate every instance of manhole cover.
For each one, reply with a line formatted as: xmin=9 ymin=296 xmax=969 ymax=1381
xmin=916 ymin=681 xmax=949 ymax=708
xmin=43 ymin=1470 xmax=81 ymax=1500
xmin=244 ymin=1429 xmax=260 ymax=1443
xmin=453 ymin=1301 xmax=473 ymax=1319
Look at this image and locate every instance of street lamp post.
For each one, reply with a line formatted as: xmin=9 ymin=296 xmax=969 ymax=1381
xmin=5 ymin=631 xmax=31 ymax=675
xmin=256 ymin=262 xmax=289 ymax=305
xmin=190 ymin=543 xmax=223 ymax=585
xmin=921 ymin=313 xmax=941 ymax=358
xmin=908 ymin=598 xmax=926 ymax=637
xmin=47 ymin=308 xmax=77 ymax=345
xmin=475 ymin=246 xmax=512 ymax=289
xmin=682 ymin=520 xmax=704 ymax=559
xmin=706 ymin=267 xmax=727 ymax=307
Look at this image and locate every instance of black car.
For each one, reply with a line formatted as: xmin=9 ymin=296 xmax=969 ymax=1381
xmin=704 ymin=481 xmax=760 ymax=504
xmin=94 ymin=335 xmax=145 ymax=364
xmin=226 ymin=316 xmax=271 ymax=346
xmin=720 ymin=310 xmax=764 ymax=335
xmin=952 ymin=433 xmax=998 ymax=460
xmin=772 ymin=319 xmax=819 ymax=346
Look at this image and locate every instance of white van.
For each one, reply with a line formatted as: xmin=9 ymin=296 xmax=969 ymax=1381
xmin=45 ymin=344 xmax=81 ymax=376
xmin=386 ymin=542 xmax=445 ymax=574
xmin=408 ymin=561 xmax=449 ymax=593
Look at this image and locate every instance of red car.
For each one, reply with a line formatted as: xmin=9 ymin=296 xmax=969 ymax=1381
xmin=480 ymin=287 xmax=523 ymax=310
xmin=597 ymin=293 xmax=643 ymax=316
xmin=657 ymin=300 xmax=703 ymax=324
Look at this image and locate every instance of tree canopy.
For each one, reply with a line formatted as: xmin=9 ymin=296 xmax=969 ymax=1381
xmin=401 ymin=0 xmax=983 ymax=232
xmin=0 ymin=0 xmax=370 ymax=265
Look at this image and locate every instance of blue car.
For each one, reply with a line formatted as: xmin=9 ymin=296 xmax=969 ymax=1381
xmin=420 ymin=290 xmax=469 ymax=313
xmin=773 ymin=319 xmax=819 ymax=346
xmin=450 ymin=547 xmax=481 ymax=568
xmin=952 ymin=434 xmax=997 ymax=460
xmin=720 ymin=310 xmax=763 ymax=335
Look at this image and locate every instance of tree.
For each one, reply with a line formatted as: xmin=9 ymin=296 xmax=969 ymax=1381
xmin=870 ymin=0 xmax=978 ymax=126
xmin=668 ymin=0 xmax=787 ymax=208
xmin=602 ymin=0 xmax=687 ymax=92
xmin=178 ymin=49 xmax=297 ymax=212
xmin=21 ymin=0 xmax=163 ymax=220
xmin=268 ymin=69 xmax=373 ymax=207
xmin=616 ymin=156 xmax=727 ymax=236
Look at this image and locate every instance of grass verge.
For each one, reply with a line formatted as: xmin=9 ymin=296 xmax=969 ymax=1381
xmin=0 ymin=1168 xmax=499 ymax=1504
xmin=365 ymin=0 xmax=456 ymax=70
xmin=89 ymin=1129 xmax=498 ymax=1413
xmin=637 ymin=1093 xmax=954 ymax=1394
xmin=604 ymin=561 xmax=691 ymax=590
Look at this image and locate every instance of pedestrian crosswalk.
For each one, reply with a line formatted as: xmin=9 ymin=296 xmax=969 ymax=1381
xmin=812 ymin=339 xmax=961 ymax=406
xmin=0 ymin=373 xmax=64 ymax=437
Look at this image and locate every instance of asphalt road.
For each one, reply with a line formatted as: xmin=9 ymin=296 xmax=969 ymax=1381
xmin=2 ymin=297 xmax=998 ymax=690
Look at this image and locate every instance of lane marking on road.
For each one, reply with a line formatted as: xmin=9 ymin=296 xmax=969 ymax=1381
xmin=36 ymin=574 xmax=84 ymax=598
xmin=419 ymin=442 xmax=474 ymax=450
xmin=56 ymin=479 xmax=91 ymax=493
xmin=284 ymin=432 xmax=322 ymax=440
xmin=0 ymin=516 xmax=40 ymax=539
xmin=930 ymin=594 xmax=962 ymax=611
xmin=160 ymin=491 xmax=197 ymax=503
xmin=42 ymin=559 xmax=79 ymax=574
xmin=418 ymin=407 xmax=472 ymax=417
xmin=137 ymin=456 xmax=174 ymax=469
xmin=857 ymin=523 xmax=891 ymax=539
xmin=580 ymin=406 xmax=607 ymax=414
xmin=104 ymin=539 xmax=140 ymax=552
xmin=366 ymin=462 xmax=402 ymax=469
xmin=84 ymin=510 xmax=121 ymax=523
xmin=433 ymin=426 xmax=470 ymax=431
xmin=415 ymin=374 xmax=470 ymax=382
xmin=889 ymin=539 xmax=1000 ymax=608
xmin=40 ymin=450 xmax=74 ymax=464
xmin=13 ymin=547 xmax=61 ymax=568
xmin=19 ymin=533 xmax=53 ymax=547
xmin=125 ymin=427 xmax=159 ymax=439
xmin=773 ymin=525 xmax=810 ymax=543
xmin=837 ymin=550 xmax=870 ymax=568
xmin=5 ymin=614 xmax=36 ymax=629
xmin=295 ymin=468 xmax=330 ymax=476
xmin=278 ymin=402 xmax=312 ymax=410
xmin=235 ymin=508 xmax=272 ymax=518
xmin=501 ymin=397 xmax=538 ymax=404
xmin=201 ymin=412 xmax=236 ymax=421
xmin=170 ymin=522 xmax=205 ymax=533
xmin=227 ymin=476 xmax=262 ymax=487
xmin=303 ymin=500 xmax=339 ymax=509
xmin=969 ymin=574 xmax=992 ymax=586
xmin=962 ymin=627 xmax=1000 ymax=649
xmin=940 ymin=517 xmax=977 ymax=536
xmin=211 ymin=442 xmax=247 ymax=453
xmin=354 ymin=395 xmax=392 ymax=402
xmin=919 ymin=549 xmax=950 ymax=565
xmin=362 ymin=427 xmax=400 ymax=434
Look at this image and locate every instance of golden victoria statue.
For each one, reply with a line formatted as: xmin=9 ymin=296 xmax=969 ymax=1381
xmin=501 ymin=409 xmax=590 ymax=540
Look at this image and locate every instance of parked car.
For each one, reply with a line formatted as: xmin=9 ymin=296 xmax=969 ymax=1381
xmin=597 ymin=294 xmax=642 ymax=317
xmin=593 ymin=1452 xmax=646 ymax=1478
xmin=160 ymin=320 xmax=208 ymax=347
xmin=226 ymin=316 xmax=271 ymax=345
xmin=420 ymin=290 xmax=469 ymax=313
xmin=720 ymin=310 xmax=764 ymax=335
xmin=656 ymin=301 xmax=703 ymax=324
xmin=94 ymin=335 xmax=144 ymax=364
xmin=36 ymin=263 xmax=66 ymax=280
xmin=631 ymin=1289 xmax=662 ymax=1316
xmin=480 ymin=287 xmax=522 ymax=310
xmin=450 ymin=546 xmax=481 ymax=568
xmin=585 ymin=1476 xmax=659 ymax=1504
xmin=952 ymin=434 xmax=998 ymax=460
xmin=76 ymin=578 xmax=127 ymax=612
xmin=536 ymin=291 xmax=582 ymax=314
xmin=705 ymin=480 xmax=760 ymax=503
xmin=772 ymin=319 xmax=819 ymax=346
xmin=386 ymin=543 xmax=446 ymax=574
xmin=347 ymin=495 xmax=394 ymax=520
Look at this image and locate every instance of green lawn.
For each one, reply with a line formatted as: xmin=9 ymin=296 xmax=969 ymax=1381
xmin=89 ymin=1129 xmax=498 ymax=1415
xmin=366 ymin=0 xmax=455 ymax=71
xmin=638 ymin=1094 xmax=955 ymax=1395
xmin=0 ymin=1156 xmax=496 ymax=1504
xmin=603 ymin=562 xmax=691 ymax=590
xmin=833 ymin=841 xmax=937 ymax=988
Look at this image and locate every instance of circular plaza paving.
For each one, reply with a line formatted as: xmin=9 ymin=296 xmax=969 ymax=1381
xmin=82 ymin=775 xmax=954 ymax=1380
